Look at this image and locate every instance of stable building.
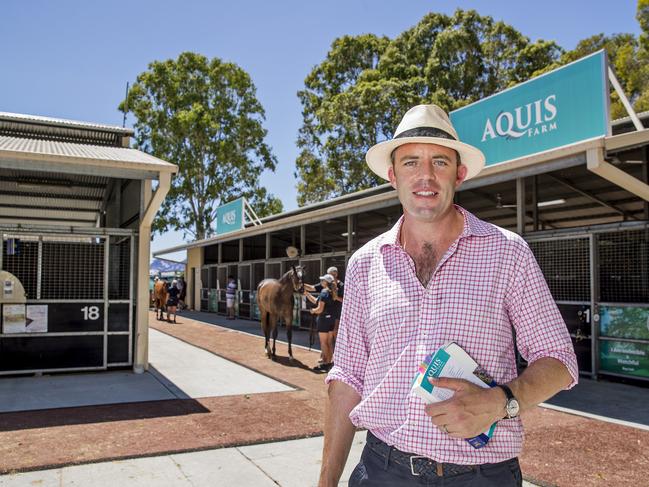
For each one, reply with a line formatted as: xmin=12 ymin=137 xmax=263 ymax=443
xmin=156 ymin=51 xmax=649 ymax=383
xmin=0 ymin=112 xmax=177 ymax=375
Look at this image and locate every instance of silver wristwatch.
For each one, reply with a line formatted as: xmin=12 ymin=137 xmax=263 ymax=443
xmin=497 ymin=384 xmax=520 ymax=419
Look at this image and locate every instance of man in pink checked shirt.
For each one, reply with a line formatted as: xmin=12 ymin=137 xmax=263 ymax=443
xmin=318 ymin=104 xmax=578 ymax=487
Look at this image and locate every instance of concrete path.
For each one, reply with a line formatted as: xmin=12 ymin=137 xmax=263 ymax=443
xmin=545 ymin=376 xmax=649 ymax=427
xmin=0 ymin=370 xmax=175 ymax=413
xmin=0 ymin=432 xmax=540 ymax=486
xmin=148 ymin=328 xmax=293 ymax=398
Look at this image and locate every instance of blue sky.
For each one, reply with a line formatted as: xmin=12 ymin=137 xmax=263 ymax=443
xmin=1 ymin=1 xmax=641 ymax=259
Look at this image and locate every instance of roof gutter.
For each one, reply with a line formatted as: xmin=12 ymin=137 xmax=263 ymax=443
xmin=134 ymin=171 xmax=172 ymax=373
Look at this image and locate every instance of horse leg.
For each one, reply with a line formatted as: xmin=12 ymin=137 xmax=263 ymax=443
xmin=286 ymin=317 xmax=293 ymax=362
xmin=284 ymin=310 xmax=293 ymax=362
xmin=271 ymin=314 xmax=278 ymax=360
xmin=263 ymin=312 xmax=272 ymax=358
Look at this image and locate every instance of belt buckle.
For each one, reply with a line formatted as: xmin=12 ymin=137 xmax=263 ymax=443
xmin=409 ymin=455 xmax=429 ymax=476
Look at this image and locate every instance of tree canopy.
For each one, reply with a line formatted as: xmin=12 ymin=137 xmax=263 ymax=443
xmin=120 ymin=52 xmax=282 ymax=240
xmin=536 ymin=0 xmax=649 ymax=119
xmin=294 ymin=9 xmax=563 ymax=205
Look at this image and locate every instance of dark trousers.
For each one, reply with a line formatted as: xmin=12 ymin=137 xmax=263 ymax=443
xmin=349 ymin=432 xmax=523 ymax=486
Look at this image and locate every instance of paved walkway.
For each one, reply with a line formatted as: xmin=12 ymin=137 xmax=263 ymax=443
xmin=148 ymin=329 xmax=294 ymax=399
xmin=0 ymin=432 xmax=540 ymax=486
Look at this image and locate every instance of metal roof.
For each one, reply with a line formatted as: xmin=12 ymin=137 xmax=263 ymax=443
xmin=0 ymin=111 xmax=176 ymax=227
xmin=0 ymin=135 xmax=177 ymax=178
xmin=0 ymin=112 xmax=133 ymax=136
xmin=0 ymin=167 xmax=109 ymax=227
xmin=612 ymin=110 xmax=649 ymax=127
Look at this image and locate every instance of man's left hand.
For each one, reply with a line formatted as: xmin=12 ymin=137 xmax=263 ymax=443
xmin=424 ymin=377 xmax=505 ymax=439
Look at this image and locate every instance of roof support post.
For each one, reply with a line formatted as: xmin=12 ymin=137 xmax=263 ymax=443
xmin=531 ymin=176 xmax=539 ymax=232
xmin=134 ymin=172 xmax=171 ymax=374
xmin=319 ymin=222 xmax=323 ymax=254
xmin=644 ymin=146 xmax=649 ymax=219
xmin=608 ymin=67 xmax=644 ymax=131
xmin=347 ymin=215 xmax=353 ymax=252
xmin=516 ymin=177 xmax=526 ymax=235
xmin=587 ymin=147 xmax=649 ymax=202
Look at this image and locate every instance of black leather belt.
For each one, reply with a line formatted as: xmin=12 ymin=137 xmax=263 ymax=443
xmin=366 ymin=431 xmax=477 ymax=478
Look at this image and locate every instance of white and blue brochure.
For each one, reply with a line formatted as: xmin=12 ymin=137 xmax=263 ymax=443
xmin=411 ymin=342 xmax=498 ymax=449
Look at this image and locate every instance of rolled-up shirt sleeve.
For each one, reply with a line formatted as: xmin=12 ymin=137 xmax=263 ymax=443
xmin=506 ymin=244 xmax=579 ymax=389
xmin=325 ymin=257 xmax=369 ymax=396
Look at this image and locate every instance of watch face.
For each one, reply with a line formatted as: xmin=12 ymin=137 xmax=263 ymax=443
xmin=506 ymin=399 xmax=520 ymax=418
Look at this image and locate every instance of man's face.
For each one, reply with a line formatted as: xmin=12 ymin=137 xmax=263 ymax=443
xmin=388 ymin=143 xmax=467 ymax=223
xmin=330 ymin=270 xmax=338 ymax=279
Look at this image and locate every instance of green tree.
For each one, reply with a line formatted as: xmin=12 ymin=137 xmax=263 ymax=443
xmin=295 ymin=9 xmax=561 ymax=205
xmin=537 ymin=1 xmax=649 ymax=120
xmin=635 ymin=0 xmax=649 ymax=113
xmin=120 ymin=52 xmax=282 ymax=240
xmin=638 ymin=0 xmax=649 ymax=51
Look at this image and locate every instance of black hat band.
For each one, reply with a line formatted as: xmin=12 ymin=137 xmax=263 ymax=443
xmin=395 ymin=126 xmax=456 ymax=141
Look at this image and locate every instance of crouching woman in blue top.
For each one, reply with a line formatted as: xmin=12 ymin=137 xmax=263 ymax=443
xmin=304 ymin=273 xmax=337 ymax=373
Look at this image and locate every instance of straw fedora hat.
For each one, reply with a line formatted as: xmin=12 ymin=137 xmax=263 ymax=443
xmin=366 ymin=104 xmax=485 ymax=181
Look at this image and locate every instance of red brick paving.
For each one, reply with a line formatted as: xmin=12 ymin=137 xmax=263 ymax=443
xmin=0 ymin=312 xmax=648 ymax=486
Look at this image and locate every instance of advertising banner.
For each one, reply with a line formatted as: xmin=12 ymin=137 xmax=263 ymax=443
xmin=450 ymin=50 xmax=609 ymax=167
xmin=599 ymin=305 xmax=649 ymax=340
xmin=600 ymin=340 xmax=649 ymax=378
xmin=216 ymin=198 xmax=245 ymax=235
xmin=599 ymin=305 xmax=649 ymax=378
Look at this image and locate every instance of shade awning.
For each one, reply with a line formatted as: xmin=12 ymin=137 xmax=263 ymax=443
xmin=0 ymin=136 xmax=177 ymax=180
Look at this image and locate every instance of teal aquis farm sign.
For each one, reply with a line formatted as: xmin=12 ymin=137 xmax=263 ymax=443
xmin=450 ymin=50 xmax=609 ymax=167
xmin=216 ymin=198 xmax=244 ymax=235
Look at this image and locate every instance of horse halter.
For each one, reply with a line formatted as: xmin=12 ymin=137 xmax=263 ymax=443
xmin=291 ymin=265 xmax=305 ymax=294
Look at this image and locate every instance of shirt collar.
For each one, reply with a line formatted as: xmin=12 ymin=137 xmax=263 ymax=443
xmin=379 ymin=205 xmax=496 ymax=252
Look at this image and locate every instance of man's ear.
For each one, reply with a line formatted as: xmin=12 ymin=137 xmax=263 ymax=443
xmin=388 ymin=165 xmax=397 ymax=190
xmin=455 ymin=164 xmax=468 ymax=188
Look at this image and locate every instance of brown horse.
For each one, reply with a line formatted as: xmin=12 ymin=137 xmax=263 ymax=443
xmin=256 ymin=266 xmax=304 ymax=361
xmin=154 ymin=279 xmax=169 ymax=321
